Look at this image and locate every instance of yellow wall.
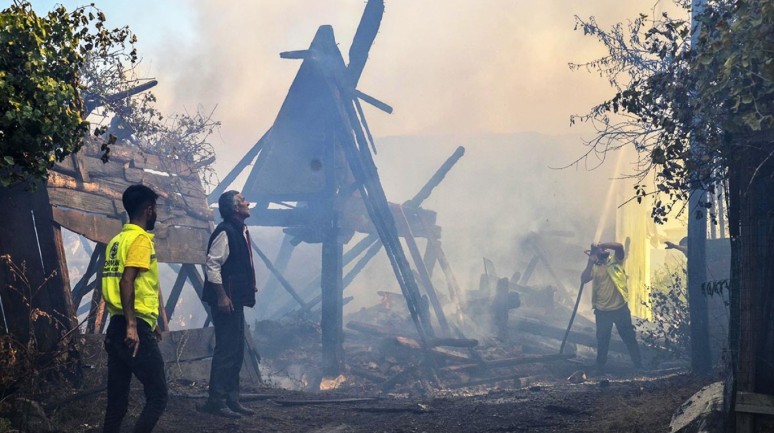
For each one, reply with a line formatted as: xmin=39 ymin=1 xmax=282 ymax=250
xmin=613 ymin=151 xmax=687 ymax=319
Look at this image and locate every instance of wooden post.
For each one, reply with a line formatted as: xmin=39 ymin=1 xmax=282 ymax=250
xmin=0 ymin=182 xmax=78 ymax=351
xmin=321 ymin=214 xmax=344 ymax=376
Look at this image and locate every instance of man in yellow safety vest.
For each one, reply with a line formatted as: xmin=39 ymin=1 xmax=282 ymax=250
xmin=101 ymin=184 xmax=168 ymax=433
xmin=581 ymin=242 xmax=643 ymax=373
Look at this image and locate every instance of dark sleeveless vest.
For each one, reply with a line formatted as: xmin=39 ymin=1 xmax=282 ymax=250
xmin=203 ymin=219 xmax=256 ymax=307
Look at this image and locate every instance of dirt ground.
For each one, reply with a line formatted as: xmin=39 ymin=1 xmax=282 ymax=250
xmin=51 ymin=368 xmax=708 ymax=433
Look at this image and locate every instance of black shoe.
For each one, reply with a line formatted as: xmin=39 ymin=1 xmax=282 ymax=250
xmin=227 ymin=401 xmax=255 ymax=416
xmin=199 ymin=403 xmax=242 ymax=419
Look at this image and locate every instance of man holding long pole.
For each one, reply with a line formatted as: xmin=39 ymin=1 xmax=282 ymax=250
xmin=581 ymin=242 xmax=643 ymax=373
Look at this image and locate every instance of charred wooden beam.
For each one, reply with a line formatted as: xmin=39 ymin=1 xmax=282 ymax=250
xmin=347 ymin=0 xmax=384 ymax=86
xmin=396 ymin=205 xmax=450 ymax=336
xmin=440 ymin=353 xmax=576 ymax=373
xmin=208 ymin=128 xmax=270 ymax=204
xmin=164 ymin=267 xmax=189 ymax=321
xmin=71 ymin=243 xmax=106 ymax=307
xmin=325 ymin=73 xmax=434 ymax=341
xmin=255 ymin=234 xmax=296 ymax=317
xmin=404 ymin=146 xmax=465 ymax=209
xmin=447 ymin=374 xmax=538 ymax=390
xmin=321 ymin=215 xmax=344 ymax=376
xmin=251 ymin=242 xmax=308 ymax=308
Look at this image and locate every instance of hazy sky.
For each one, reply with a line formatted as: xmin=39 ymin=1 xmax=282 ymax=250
xmin=23 ymin=0 xmax=681 ymax=177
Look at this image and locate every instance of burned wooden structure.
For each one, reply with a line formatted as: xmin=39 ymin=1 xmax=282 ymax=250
xmin=47 ymin=138 xmax=216 ymax=332
xmin=209 ymin=0 xmax=469 ymax=376
xmin=0 ymin=132 xmax=262 ymax=382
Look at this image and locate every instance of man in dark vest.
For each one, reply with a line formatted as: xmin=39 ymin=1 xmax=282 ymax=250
xmin=200 ymin=190 xmax=257 ymax=418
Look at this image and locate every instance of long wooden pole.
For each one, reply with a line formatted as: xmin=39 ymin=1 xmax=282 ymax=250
xmin=560 ymin=282 xmax=586 ymax=355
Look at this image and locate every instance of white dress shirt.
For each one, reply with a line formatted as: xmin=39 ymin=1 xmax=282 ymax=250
xmin=205 ymin=227 xmax=250 ymax=284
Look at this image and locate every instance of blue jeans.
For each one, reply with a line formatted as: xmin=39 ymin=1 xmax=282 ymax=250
xmin=103 ymin=315 xmax=168 ymax=433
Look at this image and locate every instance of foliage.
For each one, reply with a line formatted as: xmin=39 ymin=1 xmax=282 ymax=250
xmin=636 ymin=265 xmax=691 ymax=365
xmin=82 ymin=48 xmax=220 ymax=186
xmin=0 ymin=1 xmax=136 ymax=186
xmin=570 ymin=0 xmax=773 ymax=223
xmin=0 ymin=255 xmax=79 ymax=403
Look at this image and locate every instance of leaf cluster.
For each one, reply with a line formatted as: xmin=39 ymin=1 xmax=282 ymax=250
xmin=636 ymin=265 xmax=691 ymax=364
xmin=82 ymin=47 xmax=220 ymax=187
xmin=571 ymin=0 xmax=773 ymax=223
xmin=0 ymin=1 xmax=136 ymax=186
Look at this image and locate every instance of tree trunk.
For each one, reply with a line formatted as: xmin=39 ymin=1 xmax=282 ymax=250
xmin=728 ymin=131 xmax=774 ymax=431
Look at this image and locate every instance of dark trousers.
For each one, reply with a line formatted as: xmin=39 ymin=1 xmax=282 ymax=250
xmin=208 ymin=306 xmax=245 ymax=406
xmin=594 ymin=304 xmax=642 ymax=368
xmin=103 ymin=316 xmax=168 ymax=433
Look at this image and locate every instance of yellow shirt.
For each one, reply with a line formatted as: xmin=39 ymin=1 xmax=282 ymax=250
xmin=591 ymin=255 xmax=628 ymax=311
xmin=102 ymin=224 xmax=160 ymax=329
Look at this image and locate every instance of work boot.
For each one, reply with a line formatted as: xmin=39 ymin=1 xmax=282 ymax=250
xmin=198 ymin=402 xmax=242 ymax=419
xmin=227 ymin=401 xmax=255 ymax=416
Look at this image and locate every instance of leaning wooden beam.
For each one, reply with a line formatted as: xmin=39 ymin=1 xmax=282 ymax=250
xmin=404 ymin=146 xmax=465 ymax=209
xmin=269 ymin=233 xmax=380 ymax=319
xmin=208 ymin=128 xmax=270 ymax=204
xmin=527 ymin=237 xmax=569 ymax=295
xmin=519 ymin=255 xmax=540 ymax=285
xmin=251 ymin=242 xmax=308 ymax=308
xmin=85 ymin=243 xmax=107 ymax=334
xmin=71 ymin=244 xmax=105 ymax=307
xmin=329 ymin=80 xmax=433 ymax=342
xmin=256 ymin=234 xmax=296 ymax=318
xmin=164 ymin=267 xmax=189 ymax=321
xmin=302 ymin=239 xmax=383 ymax=312
xmin=397 ymin=206 xmax=450 ymax=335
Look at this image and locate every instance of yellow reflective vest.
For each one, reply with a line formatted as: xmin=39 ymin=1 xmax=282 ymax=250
xmin=102 ymin=224 xmax=160 ymax=329
xmin=591 ymin=255 xmax=629 ymax=311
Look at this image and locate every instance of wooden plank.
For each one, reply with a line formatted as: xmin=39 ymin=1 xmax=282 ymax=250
xmin=154 ymin=226 xmax=209 ymax=264
xmin=156 ymin=212 xmax=211 ymax=230
xmin=736 ymin=392 xmax=774 ymax=416
xmin=47 ymin=188 xmax=118 ymax=216
xmin=124 ymin=167 xmax=144 ymax=183
xmin=51 ymin=207 xmax=122 ymax=245
xmin=81 ymin=155 xmax=125 ymax=179
xmin=47 ymin=172 xmax=124 ymax=201
xmin=71 ymin=153 xmax=91 ymax=182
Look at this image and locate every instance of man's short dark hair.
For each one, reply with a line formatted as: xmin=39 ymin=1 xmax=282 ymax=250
xmin=218 ymin=190 xmax=240 ymax=219
xmin=122 ymin=184 xmax=158 ymax=219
